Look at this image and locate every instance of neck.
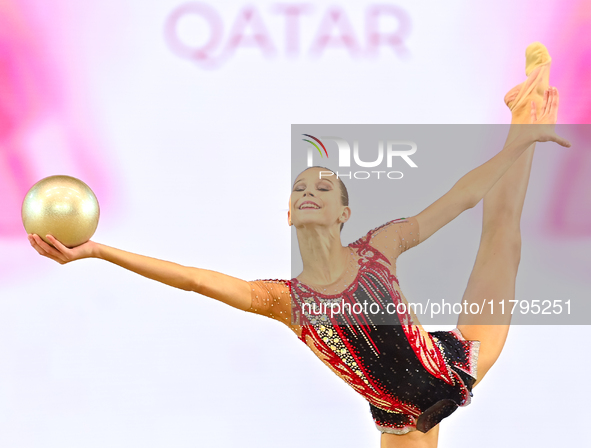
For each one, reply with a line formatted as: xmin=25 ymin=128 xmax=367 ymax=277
xmin=296 ymin=224 xmax=349 ymax=285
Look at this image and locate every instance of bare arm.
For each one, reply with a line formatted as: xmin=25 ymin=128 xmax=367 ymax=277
xmin=414 ymin=87 xmax=570 ymax=243
xmin=27 ymin=234 xmax=252 ymax=311
xmin=414 ymin=131 xmax=534 ymax=243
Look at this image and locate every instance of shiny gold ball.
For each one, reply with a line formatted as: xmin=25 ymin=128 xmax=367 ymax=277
xmin=21 ymin=175 xmax=100 ymax=248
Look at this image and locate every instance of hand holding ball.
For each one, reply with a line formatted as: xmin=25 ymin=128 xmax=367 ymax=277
xmin=22 ymin=175 xmax=100 ymax=248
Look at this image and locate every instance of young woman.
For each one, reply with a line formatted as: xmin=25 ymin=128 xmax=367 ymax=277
xmin=28 ymin=87 xmax=569 ymax=447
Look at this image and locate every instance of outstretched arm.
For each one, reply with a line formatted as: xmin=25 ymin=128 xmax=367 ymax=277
xmin=27 ymin=234 xmax=252 ymax=311
xmin=414 ymin=88 xmax=570 ymax=243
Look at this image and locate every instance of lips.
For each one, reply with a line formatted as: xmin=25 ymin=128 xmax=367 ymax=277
xmin=299 ymin=201 xmax=320 ymax=210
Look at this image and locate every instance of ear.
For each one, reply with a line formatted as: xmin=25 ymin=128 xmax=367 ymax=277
xmin=339 ymin=206 xmax=352 ymax=224
xmin=287 ymin=197 xmax=292 ymax=226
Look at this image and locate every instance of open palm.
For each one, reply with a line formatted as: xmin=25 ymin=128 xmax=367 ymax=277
xmin=28 ymin=234 xmax=96 ymax=265
xmin=529 ymin=87 xmax=571 ymax=147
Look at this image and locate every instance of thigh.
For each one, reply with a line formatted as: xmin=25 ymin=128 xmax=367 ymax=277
xmin=456 ymin=231 xmax=521 ymax=386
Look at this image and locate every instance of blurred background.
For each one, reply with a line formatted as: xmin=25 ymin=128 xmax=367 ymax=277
xmin=0 ymin=0 xmax=589 ymax=446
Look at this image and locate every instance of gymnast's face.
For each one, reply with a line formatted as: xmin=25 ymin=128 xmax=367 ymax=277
xmin=289 ymin=167 xmax=350 ymax=231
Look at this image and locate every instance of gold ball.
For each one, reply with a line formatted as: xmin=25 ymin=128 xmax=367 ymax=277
xmin=21 ymin=175 xmax=100 ymax=248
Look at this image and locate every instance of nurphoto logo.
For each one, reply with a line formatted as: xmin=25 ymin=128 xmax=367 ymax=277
xmin=302 ymin=134 xmax=417 ymax=180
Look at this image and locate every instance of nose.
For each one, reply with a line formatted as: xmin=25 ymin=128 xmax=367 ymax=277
xmin=304 ymin=191 xmax=315 ymax=197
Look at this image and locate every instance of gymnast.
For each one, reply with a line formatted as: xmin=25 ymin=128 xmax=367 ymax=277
xmin=28 ymin=44 xmax=570 ymax=447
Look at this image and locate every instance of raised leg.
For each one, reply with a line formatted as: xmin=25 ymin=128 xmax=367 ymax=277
xmin=456 ymin=135 xmax=535 ymax=387
xmin=455 ymin=43 xmax=554 ymax=388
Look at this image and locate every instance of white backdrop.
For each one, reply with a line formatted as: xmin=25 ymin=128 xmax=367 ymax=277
xmin=0 ymin=0 xmax=589 ymax=446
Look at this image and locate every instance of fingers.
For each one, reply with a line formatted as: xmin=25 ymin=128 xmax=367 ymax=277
xmin=530 ymin=101 xmax=537 ymax=123
xmin=542 ymin=87 xmax=559 ymax=119
xmin=46 ymin=234 xmax=70 ymax=253
xmin=29 ymin=234 xmax=60 ymax=259
xmin=535 ymin=87 xmax=560 ymax=124
xmin=28 ymin=234 xmax=48 ymax=257
xmin=28 ymin=234 xmax=67 ymax=264
xmin=553 ymin=134 xmax=571 ymax=148
xmin=550 ymin=86 xmax=559 ymax=117
xmin=541 ymin=88 xmax=550 ymax=116
xmin=545 ymin=130 xmax=571 ymax=148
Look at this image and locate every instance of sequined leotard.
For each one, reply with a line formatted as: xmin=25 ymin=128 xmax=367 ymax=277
xmin=248 ymin=217 xmax=480 ymax=434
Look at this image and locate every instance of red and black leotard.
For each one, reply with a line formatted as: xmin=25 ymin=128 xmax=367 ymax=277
xmin=248 ymin=217 xmax=480 ymax=434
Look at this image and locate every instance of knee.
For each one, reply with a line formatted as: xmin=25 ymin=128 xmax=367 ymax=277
xmin=508 ymin=234 xmax=522 ymax=265
xmin=481 ymin=228 xmax=522 ymax=265
xmin=473 ymin=333 xmax=511 ymax=387
xmin=474 ymin=351 xmax=502 ymax=387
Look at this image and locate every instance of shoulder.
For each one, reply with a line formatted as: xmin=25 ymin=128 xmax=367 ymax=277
xmin=247 ymin=279 xmax=292 ymax=324
xmin=351 ymin=217 xmax=420 ymax=261
xmin=371 ymin=217 xmax=418 ymax=238
xmin=248 ymin=279 xmax=292 ymax=306
xmin=249 ymin=278 xmax=292 ymax=288
xmin=247 ymin=279 xmax=303 ymax=338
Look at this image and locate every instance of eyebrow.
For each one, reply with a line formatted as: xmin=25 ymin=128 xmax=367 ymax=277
xmin=293 ymin=177 xmax=334 ymax=187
